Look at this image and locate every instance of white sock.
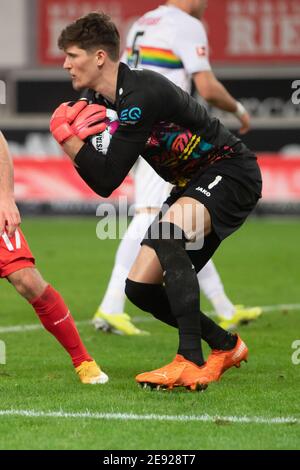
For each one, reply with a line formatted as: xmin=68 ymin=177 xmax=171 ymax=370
xmin=100 ymin=212 xmax=157 ymax=315
xmin=197 ymin=259 xmax=235 ymax=319
xmin=100 ymin=264 xmax=129 ymax=315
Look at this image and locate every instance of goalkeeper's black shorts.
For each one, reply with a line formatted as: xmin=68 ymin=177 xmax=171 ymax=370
xmin=166 ymin=148 xmax=262 ymax=242
xmin=141 ymin=147 xmax=262 ymax=272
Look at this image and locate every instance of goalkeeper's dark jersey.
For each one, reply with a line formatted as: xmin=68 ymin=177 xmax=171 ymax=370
xmin=76 ymin=62 xmax=257 ymax=197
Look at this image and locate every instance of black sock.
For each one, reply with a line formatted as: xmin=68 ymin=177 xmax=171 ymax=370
xmin=144 ymin=222 xmax=204 ymax=366
xmin=177 ymin=332 xmax=205 ymax=366
xmin=199 ymin=312 xmax=238 ymax=350
xmin=125 ymin=279 xmax=237 ymax=353
xmin=187 ymin=232 xmax=237 ymax=352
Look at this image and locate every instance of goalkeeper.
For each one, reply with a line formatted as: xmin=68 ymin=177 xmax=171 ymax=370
xmin=50 ymin=13 xmax=262 ymax=391
xmin=93 ymin=0 xmax=261 ymax=335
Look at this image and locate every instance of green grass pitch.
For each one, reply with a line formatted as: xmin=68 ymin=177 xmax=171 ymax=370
xmin=0 ymin=217 xmax=299 ymax=450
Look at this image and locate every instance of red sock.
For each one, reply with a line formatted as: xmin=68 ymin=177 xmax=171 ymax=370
xmin=30 ymin=285 xmax=93 ymax=367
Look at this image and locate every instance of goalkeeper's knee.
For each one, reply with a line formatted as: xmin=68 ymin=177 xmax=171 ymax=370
xmin=125 ymin=279 xmax=177 ymax=327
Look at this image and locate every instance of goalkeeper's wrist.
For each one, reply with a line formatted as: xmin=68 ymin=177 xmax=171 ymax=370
xmin=52 ymin=122 xmax=75 ymax=145
xmin=234 ymin=101 xmax=246 ymax=119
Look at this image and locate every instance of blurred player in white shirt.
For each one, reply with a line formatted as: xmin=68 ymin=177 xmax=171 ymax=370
xmin=93 ymin=0 xmax=261 ymax=334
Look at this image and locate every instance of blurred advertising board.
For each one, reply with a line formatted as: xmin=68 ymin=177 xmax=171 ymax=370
xmin=38 ymin=0 xmax=160 ymax=65
xmin=13 ymin=155 xmax=300 ymax=206
xmin=14 ymin=158 xmax=133 ymax=203
xmin=258 ymin=155 xmax=300 ymax=202
xmin=205 ymin=0 xmax=300 ymax=64
xmin=38 ymin=0 xmax=300 ymax=66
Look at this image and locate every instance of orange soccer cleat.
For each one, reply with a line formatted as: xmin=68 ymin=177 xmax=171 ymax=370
xmin=205 ymin=334 xmax=249 ymax=381
xmin=136 ymin=355 xmax=214 ymax=391
xmin=172 ymin=355 xmax=216 ymax=391
xmin=136 ymin=356 xmax=186 ymax=390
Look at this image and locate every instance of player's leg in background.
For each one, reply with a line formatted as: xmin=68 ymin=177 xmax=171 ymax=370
xmin=93 ymin=211 xmax=156 ymax=335
xmin=99 ymin=210 xmax=164 ymax=316
xmin=198 ymin=260 xmax=262 ymax=329
xmin=198 ymin=259 xmax=234 ymax=316
xmin=93 ymin=158 xmax=172 ymax=335
xmin=7 ymin=267 xmax=108 ymax=384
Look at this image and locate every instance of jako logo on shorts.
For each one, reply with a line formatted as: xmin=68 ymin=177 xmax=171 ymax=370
xmin=196 ymin=187 xmax=211 ymax=197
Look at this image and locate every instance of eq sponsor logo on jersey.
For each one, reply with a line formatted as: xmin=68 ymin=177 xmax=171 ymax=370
xmin=119 ymin=106 xmax=142 ymax=124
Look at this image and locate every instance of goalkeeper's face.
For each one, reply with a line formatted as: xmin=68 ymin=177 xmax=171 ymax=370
xmin=63 ymin=45 xmax=102 ymax=91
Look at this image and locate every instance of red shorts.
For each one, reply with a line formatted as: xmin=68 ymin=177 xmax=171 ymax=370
xmin=0 ymin=228 xmax=35 ymax=278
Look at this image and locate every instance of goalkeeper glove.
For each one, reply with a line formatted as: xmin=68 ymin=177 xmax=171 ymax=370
xmin=50 ymin=100 xmax=107 ymax=145
xmin=71 ymin=104 xmax=107 ymax=140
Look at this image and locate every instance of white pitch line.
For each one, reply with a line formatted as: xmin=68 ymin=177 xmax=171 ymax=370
xmin=0 ymin=324 xmax=43 ymax=334
xmin=136 ymin=303 xmax=300 ymax=320
xmin=0 ymin=320 xmax=89 ymax=334
xmin=260 ymin=304 xmax=300 ymax=313
xmin=0 ymin=303 xmax=299 ymax=335
xmin=0 ymin=409 xmax=298 ymax=425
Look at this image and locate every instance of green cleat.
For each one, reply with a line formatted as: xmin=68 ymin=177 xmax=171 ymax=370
xmin=93 ymin=309 xmax=149 ymax=336
xmin=218 ymin=305 xmax=262 ymax=330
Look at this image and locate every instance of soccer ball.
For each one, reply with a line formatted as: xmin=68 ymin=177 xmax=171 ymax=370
xmin=88 ymin=109 xmax=119 ymax=155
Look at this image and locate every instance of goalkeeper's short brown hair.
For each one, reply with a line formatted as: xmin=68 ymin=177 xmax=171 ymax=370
xmin=58 ymin=12 xmax=120 ymax=61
